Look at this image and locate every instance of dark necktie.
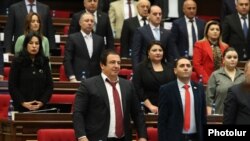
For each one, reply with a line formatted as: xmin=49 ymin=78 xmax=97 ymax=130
xmin=211 ymin=43 xmax=222 ymax=70
xmin=106 ymin=79 xmax=124 ymax=138
xmin=29 ymin=4 xmax=34 ymax=13
xmin=242 ymin=16 xmax=248 ymax=38
xmin=190 ymin=19 xmax=197 ymax=45
xmin=128 ymin=0 xmax=132 ymax=18
xmin=183 ymin=84 xmax=191 ymax=131
xmin=142 ymin=17 xmax=147 ymax=26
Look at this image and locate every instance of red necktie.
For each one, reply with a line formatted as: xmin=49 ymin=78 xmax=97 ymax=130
xmin=128 ymin=0 xmax=132 ymax=18
xmin=106 ymin=79 xmax=124 ymax=138
xmin=183 ymin=84 xmax=190 ymax=131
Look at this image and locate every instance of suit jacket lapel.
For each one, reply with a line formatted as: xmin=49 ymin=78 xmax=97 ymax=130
xmin=96 ymin=11 xmax=102 ymax=33
xmin=96 ymin=76 xmax=110 ymax=109
xmin=20 ymin=1 xmax=28 ymax=15
xmin=91 ymin=34 xmax=97 ymax=59
xmin=235 ymin=14 xmax=246 ymax=39
xmin=174 ymin=81 xmax=184 ymax=113
xmin=191 ymin=81 xmax=199 ymax=121
xmin=134 ymin=17 xmax=140 ymax=28
xmin=146 ymin=25 xmax=155 ymax=39
xmin=119 ymin=79 xmax=127 ymax=113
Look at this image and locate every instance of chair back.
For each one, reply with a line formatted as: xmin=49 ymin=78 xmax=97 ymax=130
xmin=147 ymin=127 xmax=158 ymax=141
xmin=37 ymin=129 xmax=76 ymax=141
xmin=0 ymin=94 xmax=11 ymax=120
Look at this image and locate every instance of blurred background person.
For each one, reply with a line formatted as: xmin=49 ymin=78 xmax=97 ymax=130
xmin=4 ymin=0 xmax=55 ymax=54
xmin=206 ymin=47 xmax=245 ymax=115
xmin=224 ymin=60 xmax=250 ymax=124
xmin=222 ymin=0 xmax=250 ymax=61
xmin=15 ymin=12 xmax=50 ymax=57
xmin=8 ymin=32 xmax=53 ymax=112
xmin=171 ymin=0 xmax=205 ymax=58
xmin=133 ymin=41 xmax=175 ymax=114
xmin=0 ymin=49 xmax=3 ymax=81
xmin=220 ymin=0 xmax=237 ymax=21
xmin=69 ymin=0 xmax=114 ymax=49
xmin=193 ymin=20 xmax=228 ymax=84
xmin=64 ymin=13 xmax=104 ymax=82
xmin=120 ymin=0 xmax=150 ymax=58
xmin=109 ymin=0 xmax=138 ymax=39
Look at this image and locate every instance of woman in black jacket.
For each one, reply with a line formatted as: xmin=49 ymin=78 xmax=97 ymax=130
xmin=8 ymin=32 xmax=53 ymax=112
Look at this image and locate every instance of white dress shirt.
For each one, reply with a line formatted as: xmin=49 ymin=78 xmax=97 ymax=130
xmin=81 ymin=31 xmax=93 ymax=58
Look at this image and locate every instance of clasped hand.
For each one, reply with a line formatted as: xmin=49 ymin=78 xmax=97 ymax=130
xmin=22 ymin=100 xmax=43 ymax=111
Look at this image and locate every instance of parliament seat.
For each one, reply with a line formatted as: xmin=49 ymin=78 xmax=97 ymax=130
xmin=49 ymin=94 xmax=75 ymax=112
xmin=136 ymin=127 xmax=158 ymax=141
xmin=4 ymin=67 xmax=10 ymax=80
xmin=119 ymin=68 xmax=133 ymax=80
xmin=0 ymin=94 xmax=11 ymax=120
xmin=37 ymin=129 xmax=76 ymax=141
xmin=59 ymin=65 xmax=69 ymax=81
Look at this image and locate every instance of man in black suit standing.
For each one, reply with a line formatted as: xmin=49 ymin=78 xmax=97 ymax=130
xmin=224 ymin=61 xmax=250 ymax=124
xmin=69 ymin=0 xmax=114 ymax=49
xmin=158 ymin=57 xmax=206 ymax=141
xmin=221 ymin=0 xmax=237 ymax=20
xmin=120 ymin=0 xmax=151 ymax=58
xmin=222 ymin=0 xmax=250 ymax=61
xmin=132 ymin=5 xmax=179 ymax=69
xmin=171 ymin=0 xmax=205 ymax=58
xmin=155 ymin=0 xmax=184 ymax=20
xmin=3 ymin=0 xmax=55 ymax=53
xmin=64 ymin=13 xmax=104 ymax=82
xmin=73 ymin=49 xmax=147 ymax=141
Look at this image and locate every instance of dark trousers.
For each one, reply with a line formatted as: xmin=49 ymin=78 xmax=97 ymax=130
xmin=181 ymin=133 xmax=199 ymax=141
xmin=107 ymin=137 xmax=125 ymax=141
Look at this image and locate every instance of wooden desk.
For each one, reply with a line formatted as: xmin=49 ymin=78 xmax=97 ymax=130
xmin=0 ymin=113 xmax=73 ymax=141
xmin=0 ymin=81 xmax=80 ymax=94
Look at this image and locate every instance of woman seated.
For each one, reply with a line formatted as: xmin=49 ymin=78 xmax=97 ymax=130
xmin=206 ymin=47 xmax=245 ymax=115
xmin=193 ymin=20 xmax=228 ymax=84
xmin=15 ymin=12 xmax=50 ymax=57
xmin=8 ymin=32 xmax=53 ymax=112
xmin=133 ymin=41 xmax=175 ymax=114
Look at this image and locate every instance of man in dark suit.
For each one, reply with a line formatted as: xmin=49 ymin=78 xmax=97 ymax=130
xmin=222 ymin=0 xmax=250 ymax=61
xmin=64 ymin=13 xmax=104 ymax=82
xmin=120 ymin=0 xmax=150 ymax=58
xmin=221 ymin=0 xmax=237 ymax=20
xmin=158 ymin=57 xmax=206 ymax=141
xmin=132 ymin=5 xmax=179 ymax=69
xmin=224 ymin=61 xmax=250 ymax=124
xmin=73 ymin=49 xmax=147 ymax=141
xmin=155 ymin=0 xmax=184 ymax=20
xmin=69 ymin=0 xmax=114 ymax=49
xmin=3 ymin=0 xmax=55 ymax=53
xmin=171 ymin=0 xmax=205 ymax=58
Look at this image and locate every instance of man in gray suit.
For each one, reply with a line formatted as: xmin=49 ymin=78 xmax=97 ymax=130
xmin=73 ymin=49 xmax=147 ymax=141
xmin=3 ymin=0 xmax=55 ymax=53
xmin=64 ymin=13 xmax=104 ymax=82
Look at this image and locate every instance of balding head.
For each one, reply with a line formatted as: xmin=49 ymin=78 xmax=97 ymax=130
xmin=148 ymin=5 xmax=162 ymax=27
xmin=183 ymin=0 xmax=197 ymax=19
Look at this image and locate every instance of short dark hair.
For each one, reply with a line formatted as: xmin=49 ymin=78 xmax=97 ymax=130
xmin=174 ymin=57 xmax=192 ymax=68
xmin=100 ymin=49 xmax=119 ymax=65
xmin=222 ymin=47 xmax=237 ymax=58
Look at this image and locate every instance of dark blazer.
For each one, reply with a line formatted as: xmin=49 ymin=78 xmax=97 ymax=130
xmin=222 ymin=13 xmax=250 ymax=61
xmin=171 ymin=17 xmax=205 ymax=56
xmin=158 ymin=80 xmax=206 ymax=141
xmin=133 ymin=61 xmax=175 ymax=107
xmin=68 ymin=10 xmax=114 ymax=49
xmin=73 ymin=75 xmax=147 ymax=141
xmin=4 ymin=0 xmax=55 ymax=53
xmin=155 ymin=0 xmax=184 ymax=19
xmin=120 ymin=16 xmax=141 ymax=58
xmin=221 ymin=0 xmax=237 ymax=20
xmin=224 ymin=82 xmax=250 ymax=124
xmin=63 ymin=32 xmax=104 ymax=81
xmin=132 ymin=25 xmax=179 ymax=69
xmin=0 ymin=48 xmax=3 ymax=75
xmin=8 ymin=56 xmax=53 ymax=112
xmin=97 ymin=0 xmax=110 ymax=13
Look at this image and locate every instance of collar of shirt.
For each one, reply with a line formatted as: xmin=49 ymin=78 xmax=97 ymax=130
xmin=86 ymin=10 xmax=97 ymax=23
xmin=238 ymin=13 xmax=249 ymax=20
xmin=101 ymin=73 xmax=119 ymax=83
xmin=25 ymin=0 xmax=37 ymax=6
xmin=149 ymin=23 xmax=160 ymax=31
xmin=81 ymin=30 xmax=92 ymax=38
xmin=176 ymin=78 xmax=192 ymax=90
xmin=184 ymin=16 xmax=196 ymax=24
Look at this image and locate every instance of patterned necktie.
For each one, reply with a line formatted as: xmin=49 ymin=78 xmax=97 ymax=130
xmin=242 ymin=16 xmax=248 ymax=38
xmin=183 ymin=84 xmax=190 ymax=131
xmin=190 ymin=19 xmax=197 ymax=45
xmin=211 ymin=43 xmax=222 ymax=70
xmin=106 ymin=79 xmax=124 ymax=138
